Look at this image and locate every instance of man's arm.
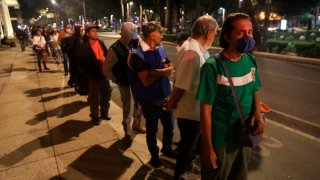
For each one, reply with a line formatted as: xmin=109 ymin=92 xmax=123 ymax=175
xmin=137 ymin=66 xmax=173 ymax=87
xmin=166 ymin=87 xmax=185 ymax=110
xmin=103 ymin=48 xmax=118 ymax=81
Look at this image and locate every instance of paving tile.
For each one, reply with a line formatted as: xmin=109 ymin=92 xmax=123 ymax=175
xmin=56 ymin=140 xmax=144 ymax=180
xmin=50 ymin=119 xmax=117 ymax=155
xmin=1 ymin=81 xmax=40 ymax=94
xmin=0 ymin=130 xmax=54 ymax=171
xmin=0 ymin=100 xmax=44 ymax=118
xmin=0 ymin=112 xmax=47 ymax=139
xmin=0 ymin=157 xmax=59 ymax=180
xmin=0 ymin=91 xmax=41 ymax=104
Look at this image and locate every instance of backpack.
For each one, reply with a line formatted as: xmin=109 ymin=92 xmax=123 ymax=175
xmin=111 ymin=41 xmax=130 ymax=85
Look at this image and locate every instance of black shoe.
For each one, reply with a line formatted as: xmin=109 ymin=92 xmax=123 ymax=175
xmin=44 ymin=67 xmax=50 ymax=70
xmin=100 ymin=114 xmax=111 ymax=120
xmin=150 ymin=156 xmax=162 ymax=168
xmin=161 ymin=149 xmax=178 ymax=159
xmin=91 ymin=117 xmax=100 ymax=125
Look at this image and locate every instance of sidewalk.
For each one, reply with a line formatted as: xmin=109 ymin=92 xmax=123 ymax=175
xmin=0 ymin=46 xmax=190 ymax=179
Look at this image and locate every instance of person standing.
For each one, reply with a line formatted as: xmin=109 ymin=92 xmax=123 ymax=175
xmin=58 ymin=23 xmax=73 ymax=76
xmin=166 ymin=15 xmax=218 ymax=179
xmin=78 ymin=24 xmax=112 ymax=125
xmin=196 ymin=13 xmax=265 ymax=180
xmin=67 ymin=26 xmax=85 ymax=87
xmin=127 ymin=22 xmax=176 ymax=168
xmin=103 ymin=22 xmax=146 ymax=139
xmin=33 ymin=29 xmax=49 ymax=72
xmin=16 ymin=28 xmax=26 ymax=52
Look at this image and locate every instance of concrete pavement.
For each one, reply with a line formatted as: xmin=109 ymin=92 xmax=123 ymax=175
xmin=0 ymin=46 xmax=189 ymax=179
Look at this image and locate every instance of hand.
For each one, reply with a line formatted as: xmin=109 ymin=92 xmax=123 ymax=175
xmin=163 ymin=66 xmax=175 ymax=77
xmin=250 ymin=112 xmax=265 ymax=135
xmin=203 ymin=147 xmax=218 ymax=170
xmin=163 ymin=97 xmax=177 ymax=111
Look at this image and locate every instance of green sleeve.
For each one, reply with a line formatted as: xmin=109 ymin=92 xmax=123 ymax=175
xmin=250 ymin=55 xmax=261 ymax=92
xmin=196 ymin=59 xmax=218 ymax=105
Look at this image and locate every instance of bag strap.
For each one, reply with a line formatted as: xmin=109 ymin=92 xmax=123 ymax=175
xmin=219 ymin=54 xmax=246 ymax=125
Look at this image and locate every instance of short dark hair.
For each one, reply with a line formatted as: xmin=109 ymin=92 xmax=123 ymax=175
xmin=142 ymin=21 xmax=164 ymax=37
xmin=219 ymin=13 xmax=251 ymax=49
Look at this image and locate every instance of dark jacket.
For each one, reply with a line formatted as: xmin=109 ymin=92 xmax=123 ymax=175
xmin=78 ymin=38 xmax=108 ymax=80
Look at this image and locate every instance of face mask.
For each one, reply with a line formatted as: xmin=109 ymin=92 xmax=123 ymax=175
xmin=65 ymin=28 xmax=71 ymax=33
xmin=236 ymin=36 xmax=256 ymax=53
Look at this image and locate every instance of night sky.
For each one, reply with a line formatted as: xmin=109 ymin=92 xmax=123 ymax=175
xmin=21 ymin=0 xmax=34 ymax=6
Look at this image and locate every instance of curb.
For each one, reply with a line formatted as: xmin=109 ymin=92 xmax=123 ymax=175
xmin=98 ymin=34 xmax=320 ymax=65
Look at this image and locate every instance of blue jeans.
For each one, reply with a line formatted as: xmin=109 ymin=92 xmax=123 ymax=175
xmin=141 ymin=102 xmax=174 ymax=157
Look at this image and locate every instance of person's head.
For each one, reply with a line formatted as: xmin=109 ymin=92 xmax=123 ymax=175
xmin=74 ymin=25 xmax=84 ymax=37
xmin=120 ymin=22 xmax=139 ymax=45
xmin=51 ymin=28 xmax=58 ymax=35
xmin=219 ymin=13 xmax=255 ymax=52
xmin=191 ymin=15 xmax=219 ymax=50
xmin=36 ymin=29 xmax=42 ymax=36
xmin=85 ymin=25 xmax=99 ymax=41
xmin=142 ymin=21 xmax=164 ymax=46
xmin=64 ymin=23 xmax=72 ymax=33
xmin=177 ymin=33 xmax=190 ymax=47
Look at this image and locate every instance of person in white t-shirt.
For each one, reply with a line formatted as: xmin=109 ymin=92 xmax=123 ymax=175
xmin=165 ymin=15 xmax=218 ymax=179
xmin=33 ymin=29 xmax=49 ymax=72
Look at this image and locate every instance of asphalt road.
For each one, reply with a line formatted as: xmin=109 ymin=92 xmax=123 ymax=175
xmin=100 ymin=36 xmax=320 ymax=179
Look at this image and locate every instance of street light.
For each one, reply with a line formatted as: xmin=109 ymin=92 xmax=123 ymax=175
xmin=51 ymin=0 xmax=58 ymax=26
xmin=239 ymin=0 xmax=243 ymax=9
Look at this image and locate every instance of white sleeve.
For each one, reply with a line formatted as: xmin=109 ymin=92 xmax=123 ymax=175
xmin=103 ymin=48 xmax=118 ymax=81
xmin=174 ymin=50 xmax=201 ymax=91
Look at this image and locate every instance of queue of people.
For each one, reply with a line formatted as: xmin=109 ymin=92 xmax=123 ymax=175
xmin=26 ymin=12 xmax=264 ymax=180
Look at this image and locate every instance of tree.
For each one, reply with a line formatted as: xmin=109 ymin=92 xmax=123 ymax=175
xmin=165 ymin=0 xmax=173 ymax=33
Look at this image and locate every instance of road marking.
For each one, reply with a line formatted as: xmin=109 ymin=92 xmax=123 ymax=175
xmin=267 ymin=118 xmax=320 ymax=143
xmin=271 ymin=109 xmax=320 ymax=128
xmin=259 ymin=70 xmax=320 ymax=84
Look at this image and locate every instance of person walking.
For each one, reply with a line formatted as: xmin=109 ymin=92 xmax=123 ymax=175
xmin=166 ymin=15 xmax=219 ymax=179
xmin=103 ymin=22 xmax=146 ymax=139
xmin=32 ymin=29 xmax=49 ymax=72
xmin=127 ymin=22 xmax=176 ymax=168
xmin=196 ymin=13 xmax=265 ymax=180
xmin=78 ymin=24 xmax=112 ymax=125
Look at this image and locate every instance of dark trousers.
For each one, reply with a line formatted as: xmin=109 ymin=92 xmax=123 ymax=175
xmin=35 ymin=50 xmax=47 ymax=71
xmin=87 ymin=76 xmax=112 ymax=119
xmin=141 ymin=103 xmax=174 ymax=157
xmin=174 ymin=118 xmax=201 ymax=179
xmin=63 ymin=52 xmax=69 ymax=75
xmin=18 ymin=39 xmax=25 ymax=51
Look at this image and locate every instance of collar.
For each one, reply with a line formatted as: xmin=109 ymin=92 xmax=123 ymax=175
xmin=139 ymin=38 xmax=153 ymax=52
xmin=188 ymin=37 xmax=207 ymax=53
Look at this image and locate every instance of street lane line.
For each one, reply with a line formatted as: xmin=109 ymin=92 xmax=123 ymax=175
xmin=259 ymin=70 xmax=320 ymax=84
xmin=271 ymin=109 xmax=320 ymax=128
xmin=267 ymin=118 xmax=320 ymax=143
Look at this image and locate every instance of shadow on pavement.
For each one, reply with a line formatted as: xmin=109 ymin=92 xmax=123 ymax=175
xmin=248 ymin=140 xmax=264 ymax=172
xmin=26 ymin=100 xmax=87 ymax=125
xmin=131 ymin=158 xmax=175 ymax=180
xmin=0 ymin=120 xmax=94 ymax=166
xmin=50 ymin=139 xmax=133 ymax=179
xmin=25 ymin=87 xmax=68 ymax=97
xmin=41 ymin=91 xmax=76 ymax=103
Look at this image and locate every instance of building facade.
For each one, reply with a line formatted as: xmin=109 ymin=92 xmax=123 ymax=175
xmin=0 ymin=0 xmax=20 ymax=38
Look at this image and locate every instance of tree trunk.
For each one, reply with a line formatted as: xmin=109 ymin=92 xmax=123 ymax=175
xmin=243 ymin=0 xmax=262 ymax=47
xmin=176 ymin=0 xmax=181 ymax=23
xmin=195 ymin=0 xmax=201 ymax=18
xmin=263 ymin=0 xmax=272 ymax=46
xmin=165 ymin=0 xmax=173 ymax=33
xmin=139 ymin=1 xmax=143 ymax=28
xmin=121 ymin=0 xmax=125 ymax=22
xmin=157 ymin=0 xmax=165 ymax=26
